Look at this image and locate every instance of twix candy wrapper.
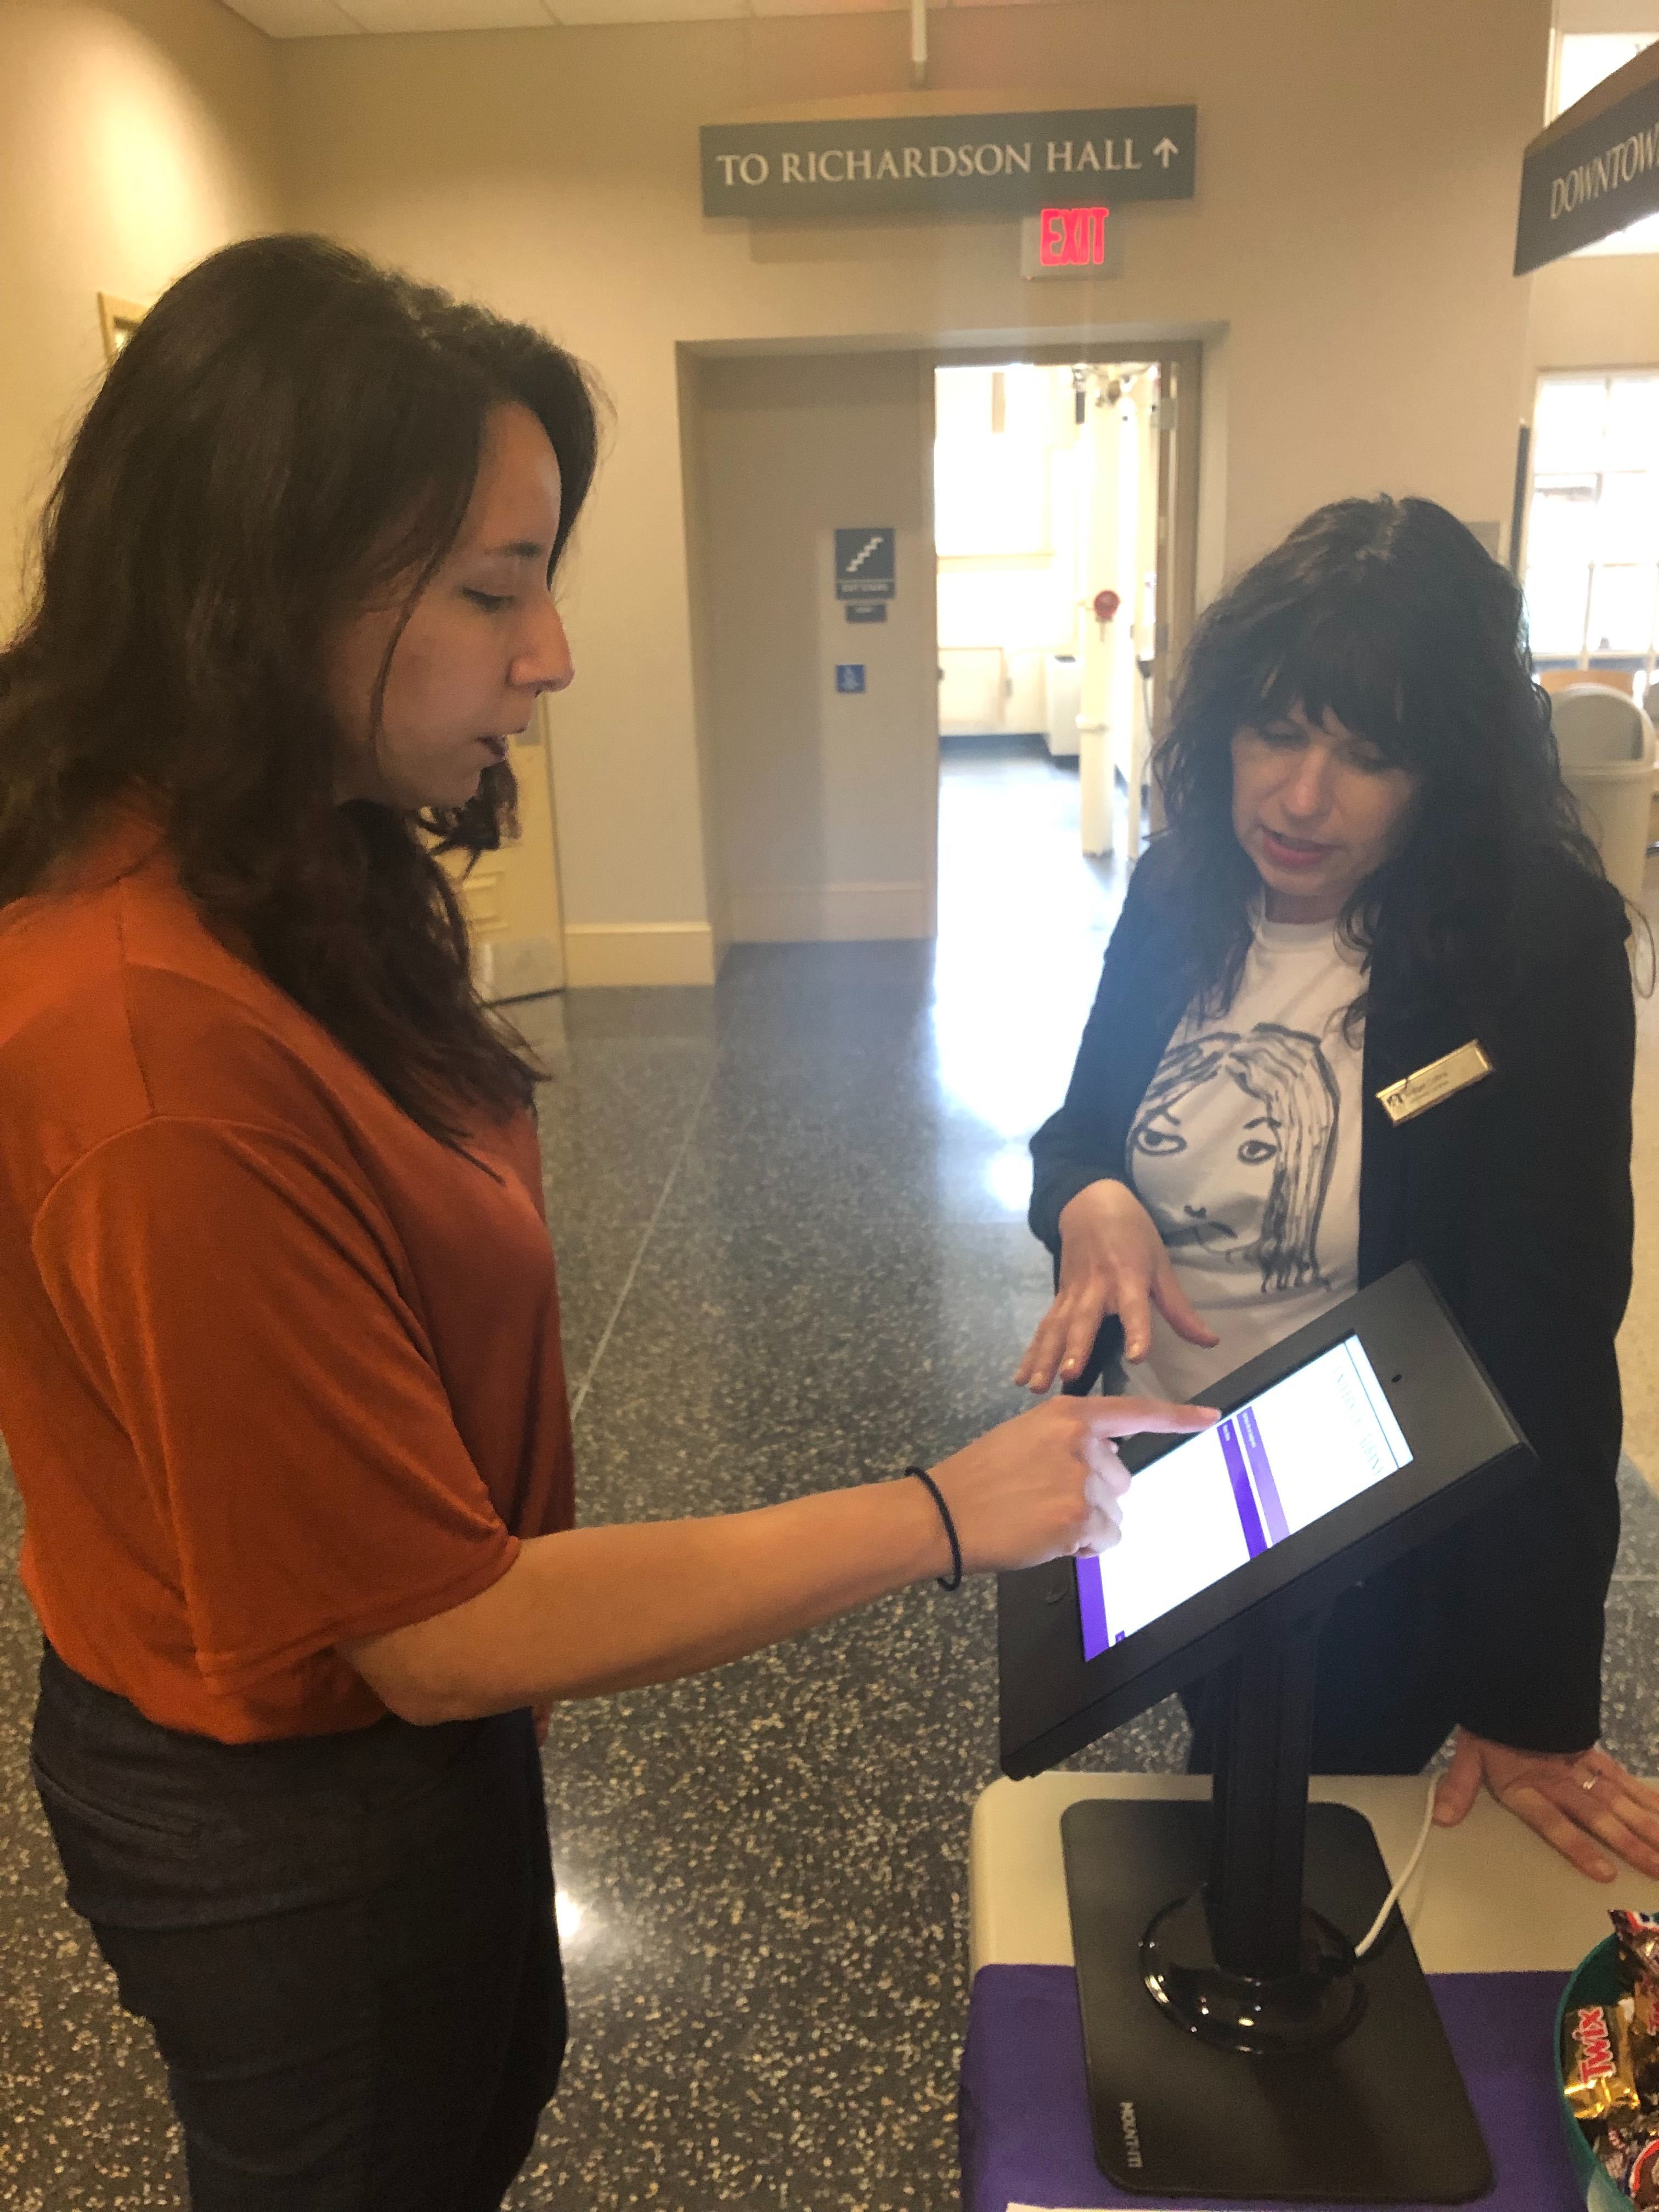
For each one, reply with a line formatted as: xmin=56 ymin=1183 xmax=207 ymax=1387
xmin=1564 ymin=2001 xmax=1643 ymax=2128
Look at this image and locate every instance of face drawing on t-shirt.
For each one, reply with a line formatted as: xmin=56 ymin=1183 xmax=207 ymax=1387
xmin=1128 ymin=1023 xmax=1341 ymax=1293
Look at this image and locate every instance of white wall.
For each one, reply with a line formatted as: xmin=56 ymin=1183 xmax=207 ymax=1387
xmin=275 ymin=0 xmax=1554 ymax=975
xmin=0 ymin=0 xmax=279 ymax=635
xmin=1526 ymin=252 xmax=1659 ymax=387
xmin=689 ymin=349 xmax=936 ymax=943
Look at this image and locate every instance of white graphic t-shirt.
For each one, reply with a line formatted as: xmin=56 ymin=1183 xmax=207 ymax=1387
xmin=1121 ymin=913 xmax=1365 ymax=1404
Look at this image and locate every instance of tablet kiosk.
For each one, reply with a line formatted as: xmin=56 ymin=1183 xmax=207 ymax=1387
xmin=997 ymin=1262 xmax=1536 ymax=2203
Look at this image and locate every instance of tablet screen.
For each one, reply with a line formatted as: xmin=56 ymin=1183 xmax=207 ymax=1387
xmin=1077 ymin=1335 xmax=1412 ymax=1661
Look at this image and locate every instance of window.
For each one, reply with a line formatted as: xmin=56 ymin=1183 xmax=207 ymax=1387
xmin=1550 ymin=32 xmax=1659 ymax=256
xmin=1523 ymin=371 xmax=1659 ymax=685
xmin=933 ymin=366 xmax=1057 ymax=558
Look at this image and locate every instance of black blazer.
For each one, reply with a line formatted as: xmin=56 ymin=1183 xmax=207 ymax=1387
xmin=1029 ymin=840 xmax=1635 ymax=1754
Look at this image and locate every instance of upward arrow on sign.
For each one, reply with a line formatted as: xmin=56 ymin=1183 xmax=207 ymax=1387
xmin=1154 ymin=137 xmax=1178 ymax=167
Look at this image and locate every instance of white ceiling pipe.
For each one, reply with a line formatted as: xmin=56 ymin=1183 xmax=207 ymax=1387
xmin=911 ymin=0 xmax=927 ymax=87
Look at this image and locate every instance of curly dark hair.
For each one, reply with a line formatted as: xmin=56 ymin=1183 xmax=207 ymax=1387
xmin=1152 ymin=494 xmax=1606 ymax=1028
xmin=0 ymin=233 xmax=601 ymax=1143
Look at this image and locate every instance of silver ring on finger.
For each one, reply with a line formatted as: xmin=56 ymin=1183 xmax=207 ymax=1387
xmin=1578 ymin=1764 xmax=1601 ymax=1795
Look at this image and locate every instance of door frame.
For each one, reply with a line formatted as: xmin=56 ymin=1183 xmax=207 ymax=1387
xmin=678 ymin=331 xmax=1204 ymax=950
xmin=926 ymin=337 xmax=1204 ymax=861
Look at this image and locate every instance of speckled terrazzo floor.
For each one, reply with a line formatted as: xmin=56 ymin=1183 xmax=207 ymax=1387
xmin=4 ymin=742 xmax=1659 ymax=2210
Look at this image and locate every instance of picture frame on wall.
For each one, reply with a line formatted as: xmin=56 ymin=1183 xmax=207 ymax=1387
xmin=97 ymin=292 xmax=148 ymax=366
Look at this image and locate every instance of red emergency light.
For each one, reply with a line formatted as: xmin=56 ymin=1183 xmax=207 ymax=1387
xmin=1038 ymin=206 xmax=1110 ymax=268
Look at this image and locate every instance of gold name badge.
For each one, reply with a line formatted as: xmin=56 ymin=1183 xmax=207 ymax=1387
xmin=1376 ymin=1040 xmax=1494 ymax=1127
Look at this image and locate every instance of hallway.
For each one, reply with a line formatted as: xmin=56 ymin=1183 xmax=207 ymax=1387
xmin=933 ymin=733 xmax=1127 ymax=1218
xmin=4 ymin=762 xmax=1659 ymax=2207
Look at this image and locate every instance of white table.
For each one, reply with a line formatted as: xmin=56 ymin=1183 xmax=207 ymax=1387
xmin=969 ymin=1770 xmax=1659 ymax=1977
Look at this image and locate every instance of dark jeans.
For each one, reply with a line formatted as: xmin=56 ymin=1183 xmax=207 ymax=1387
xmin=30 ymin=1645 xmax=565 ymax=2211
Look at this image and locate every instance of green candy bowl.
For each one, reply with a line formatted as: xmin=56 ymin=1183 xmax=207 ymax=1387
xmin=1555 ymin=1936 xmax=1630 ymax=2209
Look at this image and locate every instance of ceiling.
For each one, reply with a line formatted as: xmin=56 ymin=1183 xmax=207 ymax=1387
xmin=220 ymin=0 xmax=961 ymax=36
xmin=221 ymin=0 xmax=1653 ymax=47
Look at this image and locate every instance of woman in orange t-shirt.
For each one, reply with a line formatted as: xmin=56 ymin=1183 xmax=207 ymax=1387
xmin=0 ymin=236 xmax=1210 ymax=2212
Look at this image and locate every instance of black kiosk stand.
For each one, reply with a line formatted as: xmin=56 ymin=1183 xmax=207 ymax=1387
xmin=1139 ymin=1613 xmax=1365 ymax=2055
xmin=997 ymin=1265 xmax=1536 ymax=2202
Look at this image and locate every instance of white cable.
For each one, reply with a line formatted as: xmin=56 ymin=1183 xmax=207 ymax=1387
xmin=1353 ymin=1776 xmax=1438 ymax=1959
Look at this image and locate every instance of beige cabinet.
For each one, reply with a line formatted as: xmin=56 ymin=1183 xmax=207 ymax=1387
xmin=437 ymin=696 xmax=566 ymax=1003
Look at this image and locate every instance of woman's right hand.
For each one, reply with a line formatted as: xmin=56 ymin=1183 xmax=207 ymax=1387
xmin=928 ymin=1391 xmax=1219 ymax=1572
xmin=1014 ymin=1178 xmax=1219 ymax=1393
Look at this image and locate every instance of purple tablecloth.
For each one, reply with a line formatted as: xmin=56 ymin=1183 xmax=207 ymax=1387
xmin=959 ymin=1963 xmax=1581 ymax=2211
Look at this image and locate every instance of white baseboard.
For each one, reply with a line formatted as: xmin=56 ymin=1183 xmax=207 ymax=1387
xmin=473 ymin=933 xmax=564 ymax=1004
xmin=727 ymin=881 xmax=931 ymax=944
xmin=562 ymin=921 xmax=718 ymax=989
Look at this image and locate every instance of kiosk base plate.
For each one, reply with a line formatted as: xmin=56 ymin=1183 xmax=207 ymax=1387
xmin=1062 ymin=1799 xmax=1493 ymax=2202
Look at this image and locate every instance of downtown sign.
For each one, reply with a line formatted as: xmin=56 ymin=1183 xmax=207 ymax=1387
xmin=1516 ymin=38 xmax=1659 ymax=273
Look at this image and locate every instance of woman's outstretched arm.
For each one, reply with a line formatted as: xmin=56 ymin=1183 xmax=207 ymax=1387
xmin=341 ymin=1393 xmax=1217 ymax=1723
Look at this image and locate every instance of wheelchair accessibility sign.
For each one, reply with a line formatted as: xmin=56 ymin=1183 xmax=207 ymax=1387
xmin=834 ymin=528 xmax=895 ymax=602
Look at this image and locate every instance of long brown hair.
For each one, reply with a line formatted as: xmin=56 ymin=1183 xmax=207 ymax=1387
xmin=1153 ymin=495 xmax=1609 ymax=1035
xmin=0 ymin=233 xmax=601 ymax=1142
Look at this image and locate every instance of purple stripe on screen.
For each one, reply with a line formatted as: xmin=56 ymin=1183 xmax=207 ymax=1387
xmin=1077 ymin=1560 xmax=1109 ymax=1661
xmin=1239 ymin=1405 xmax=1290 ymax=1544
xmin=1218 ymin=1419 xmax=1266 ymax=1558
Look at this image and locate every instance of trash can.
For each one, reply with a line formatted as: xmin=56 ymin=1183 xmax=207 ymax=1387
xmin=1552 ymin=685 xmax=1656 ymax=906
xmin=1045 ymin=653 xmax=1081 ymax=760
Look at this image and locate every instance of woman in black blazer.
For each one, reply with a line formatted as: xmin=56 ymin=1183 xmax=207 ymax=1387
xmin=1020 ymin=494 xmax=1659 ymax=1881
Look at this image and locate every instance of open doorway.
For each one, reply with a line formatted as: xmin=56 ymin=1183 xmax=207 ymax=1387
xmin=933 ymin=359 xmax=1169 ymax=985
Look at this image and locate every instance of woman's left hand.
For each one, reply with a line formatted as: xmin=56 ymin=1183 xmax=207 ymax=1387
xmin=1432 ymin=1728 xmax=1659 ymax=1882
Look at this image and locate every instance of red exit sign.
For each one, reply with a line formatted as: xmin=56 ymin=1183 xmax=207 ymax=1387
xmin=1039 ymin=206 xmax=1110 ymax=267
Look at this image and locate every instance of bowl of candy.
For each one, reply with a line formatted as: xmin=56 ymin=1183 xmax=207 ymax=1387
xmin=1558 ymin=1911 xmax=1659 ymax=2205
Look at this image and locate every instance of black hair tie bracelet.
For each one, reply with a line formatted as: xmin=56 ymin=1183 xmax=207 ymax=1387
xmin=907 ymin=1465 xmax=963 ymax=1591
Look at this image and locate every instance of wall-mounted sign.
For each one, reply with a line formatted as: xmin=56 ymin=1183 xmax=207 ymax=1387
xmin=834 ymin=528 xmax=895 ymax=602
xmin=702 ymin=106 xmax=1195 ymax=220
xmin=1515 ymin=39 xmax=1659 ymax=273
xmin=845 ymin=603 xmax=888 ymax=625
xmin=835 ymin=664 xmax=867 ymax=695
xmin=1021 ymin=206 xmax=1124 ymax=280
xmin=1039 ymin=205 xmax=1110 ymax=266
xmin=1043 ymin=207 xmax=1108 ymax=264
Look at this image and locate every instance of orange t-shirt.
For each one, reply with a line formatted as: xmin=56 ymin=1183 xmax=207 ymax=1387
xmin=0 ymin=808 xmax=575 ymax=1743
